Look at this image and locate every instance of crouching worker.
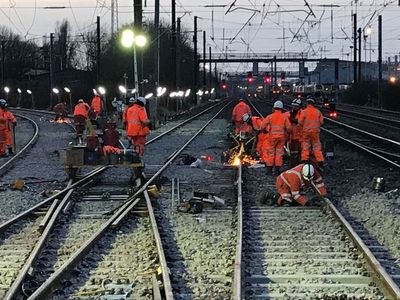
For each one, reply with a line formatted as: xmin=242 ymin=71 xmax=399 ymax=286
xmin=276 ymin=163 xmax=327 ymax=206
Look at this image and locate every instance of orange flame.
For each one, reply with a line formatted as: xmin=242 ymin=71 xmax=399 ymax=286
xmin=50 ymin=118 xmax=71 ymax=124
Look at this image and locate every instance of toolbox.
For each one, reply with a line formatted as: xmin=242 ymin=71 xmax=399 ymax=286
xmin=60 ymin=147 xmax=84 ymax=166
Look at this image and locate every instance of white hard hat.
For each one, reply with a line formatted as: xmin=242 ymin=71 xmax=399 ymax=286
xmin=306 ymin=98 xmax=315 ymax=104
xmin=137 ymin=97 xmax=146 ymax=106
xmin=273 ymin=100 xmax=283 ymax=109
xmin=128 ymin=97 xmax=136 ymax=104
xmin=78 ymin=99 xmax=84 ymax=103
xmin=0 ymin=99 xmax=7 ymax=108
xmin=301 ymin=163 xmax=315 ymax=181
xmin=291 ymin=99 xmax=300 ymax=107
xmin=242 ymin=113 xmax=251 ymax=123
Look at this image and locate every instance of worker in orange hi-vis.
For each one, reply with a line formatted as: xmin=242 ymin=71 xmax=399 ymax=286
xmin=243 ymin=113 xmax=268 ymax=160
xmin=91 ymin=95 xmax=102 ymax=118
xmin=73 ymin=99 xmax=91 ymax=140
xmin=298 ymin=97 xmax=324 ymax=169
xmin=284 ymin=98 xmax=303 ymax=167
xmin=263 ymin=100 xmax=291 ymax=175
xmin=0 ymin=99 xmax=10 ymax=156
xmin=276 ymin=163 xmax=327 ymax=206
xmin=123 ymin=97 xmax=136 ymax=131
xmin=126 ymin=97 xmax=150 ymax=156
xmin=231 ymin=99 xmax=252 ymax=135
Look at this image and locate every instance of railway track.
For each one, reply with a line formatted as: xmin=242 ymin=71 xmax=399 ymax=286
xmin=0 ymin=100 xmax=231 ymax=299
xmin=0 ymin=113 xmax=39 ymax=175
xmin=336 ymin=103 xmax=400 ymax=122
xmin=234 ymin=162 xmax=400 ymax=300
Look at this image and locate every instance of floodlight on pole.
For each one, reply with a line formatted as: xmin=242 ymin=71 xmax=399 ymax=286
xmin=121 ymin=29 xmax=148 ymax=97
xmin=26 ymin=89 xmax=35 ymax=108
xmin=185 ymin=89 xmax=191 ymax=97
xmin=64 ymin=87 xmax=71 ymax=93
xmin=98 ymin=86 xmax=106 ymax=95
xmin=4 ymin=86 xmax=10 ymax=94
xmin=17 ymin=88 xmax=22 ymax=94
xmin=145 ymin=93 xmax=153 ymax=99
xmin=119 ymin=85 xmax=127 ymax=94
xmin=52 ymin=88 xmax=59 ymax=94
xmin=26 ymin=89 xmax=32 ymax=95
xmin=157 ymin=87 xmax=167 ymax=97
xmin=169 ymin=92 xmax=176 ymax=98
xmin=93 ymin=89 xmax=98 ymax=95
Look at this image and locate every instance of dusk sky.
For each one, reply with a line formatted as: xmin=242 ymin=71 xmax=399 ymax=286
xmin=1 ymin=1 xmax=399 ymax=72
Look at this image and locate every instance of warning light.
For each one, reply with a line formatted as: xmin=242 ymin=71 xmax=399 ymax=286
xmin=220 ymin=80 xmax=228 ymax=90
xmin=247 ymin=72 xmax=254 ymax=83
xmin=263 ymin=73 xmax=272 ymax=84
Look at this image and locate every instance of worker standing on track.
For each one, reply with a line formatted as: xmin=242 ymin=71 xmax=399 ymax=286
xmin=73 ymin=99 xmax=91 ymax=141
xmin=298 ymin=98 xmax=324 ymax=169
xmin=243 ymin=113 xmax=268 ymax=160
xmin=276 ymin=163 xmax=327 ymax=206
xmin=123 ymin=97 xmax=136 ymax=130
xmin=284 ymin=99 xmax=303 ymax=167
xmin=231 ymin=99 xmax=252 ymax=135
xmin=91 ymin=95 xmax=102 ymax=118
xmin=0 ymin=99 xmax=16 ymax=156
xmin=126 ymin=97 xmax=150 ymax=156
xmin=263 ymin=100 xmax=291 ymax=175
xmin=53 ymin=101 xmax=68 ymax=121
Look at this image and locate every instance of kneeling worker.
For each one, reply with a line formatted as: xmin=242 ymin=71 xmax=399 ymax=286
xmin=276 ymin=163 xmax=327 ymax=206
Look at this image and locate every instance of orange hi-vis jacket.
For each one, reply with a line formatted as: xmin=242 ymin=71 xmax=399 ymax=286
xmin=299 ymin=105 xmax=323 ymax=134
xmin=278 ymin=163 xmax=327 ymax=205
xmin=126 ymin=104 xmax=150 ymax=137
xmin=264 ymin=110 xmax=291 ymax=138
xmin=73 ymin=102 xmax=90 ymax=118
xmin=284 ymin=109 xmax=303 ymax=141
xmin=0 ymin=109 xmax=9 ymax=132
xmin=3 ymin=110 xmax=16 ymax=145
xmin=91 ymin=96 xmax=102 ymax=114
xmin=232 ymin=101 xmax=251 ymax=122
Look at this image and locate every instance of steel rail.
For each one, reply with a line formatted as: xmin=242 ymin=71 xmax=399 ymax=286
xmin=331 ymin=107 xmax=400 ymax=128
xmin=336 ymin=103 xmax=400 ymax=118
xmin=143 ymin=190 xmax=174 ymax=300
xmin=325 ymin=198 xmax=400 ymax=299
xmin=146 ymin=100 xmax=224 ymax=144
xmin=0 ymin=113 xmax=39 ymax=175
xmin=324 ymin=117 xmax=400 ymax=147
xmin=27 ymin=101 xmax=232 ymax=299
xmin=232 ymin=162 xmax=243 ymax=300
xmin=331 ymin=109 xmax=400 ymax=132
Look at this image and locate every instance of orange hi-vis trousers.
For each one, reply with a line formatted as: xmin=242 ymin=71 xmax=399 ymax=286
xmin=265 ymin=137 xmax=286 ymax=167
xmin=301 ymin=132 xmax=324 ymax=162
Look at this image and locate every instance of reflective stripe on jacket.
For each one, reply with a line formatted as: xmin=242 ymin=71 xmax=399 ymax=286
xmin=299 ymin=105 xmax=323 ymax=134
xmin=280 ymin=163 xmax=327 ymax=202
xmin=264 ymin=110 xmax=291 ymax=138
xmin=126 ymin=104 xmax=150 ymax=137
